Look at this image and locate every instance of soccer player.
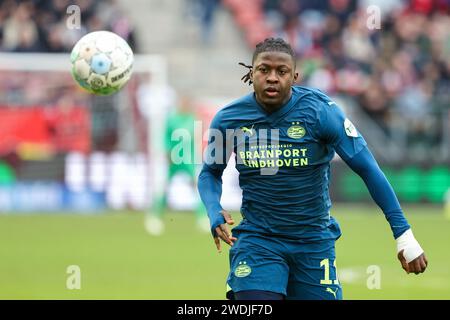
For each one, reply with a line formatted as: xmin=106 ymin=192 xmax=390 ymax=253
xmin=145 ymin=96 xmax=209 ymax=235
xmin=197 ymin=38 xmax=428 ymax=300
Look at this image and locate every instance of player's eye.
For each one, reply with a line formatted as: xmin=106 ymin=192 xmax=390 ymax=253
xmin=258 ymin=67 xmax=268 ymax=73
xmin=278 ymin=70 xmax=287 ymax=75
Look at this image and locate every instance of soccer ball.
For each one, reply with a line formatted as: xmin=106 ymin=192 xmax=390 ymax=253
xmin=70 ymin=31 xmax=134 ymax=95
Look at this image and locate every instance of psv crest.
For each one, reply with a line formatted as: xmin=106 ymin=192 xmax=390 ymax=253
xmin=234 ymin=261 xmax=252 ymax=277
xmin=287 ymin=123 xmax=306 ymax=139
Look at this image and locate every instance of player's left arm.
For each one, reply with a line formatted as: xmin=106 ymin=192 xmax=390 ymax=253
xmin=345 ymin=147 xmax=428 ymax=274
xmin=319 ymin=97 xmax=428 ymax=275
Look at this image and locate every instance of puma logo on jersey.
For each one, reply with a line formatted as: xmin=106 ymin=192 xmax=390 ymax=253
xmin=241 ymin=125 xmax=254 ymax=136
xmin=326 ymin=287 xmax=339 ymax=299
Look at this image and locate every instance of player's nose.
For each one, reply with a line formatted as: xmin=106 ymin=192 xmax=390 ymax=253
xmin=266 ymin=70 xmax=278 ymax=83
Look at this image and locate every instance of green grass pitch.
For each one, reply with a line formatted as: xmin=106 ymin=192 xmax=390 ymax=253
xmin=0 ymin=204 xmax=449 ymax=299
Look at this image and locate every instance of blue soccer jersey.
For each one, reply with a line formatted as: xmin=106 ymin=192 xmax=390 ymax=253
xmin=199 ymin=86 xmax=410 ymax=241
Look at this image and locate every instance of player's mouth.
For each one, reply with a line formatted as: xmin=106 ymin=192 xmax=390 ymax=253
xmin=264 ymin=87 xmax=279 ymax=97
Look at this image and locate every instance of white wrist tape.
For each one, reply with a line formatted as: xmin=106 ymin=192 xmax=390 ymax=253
xmin=396 ymin=229 xmax=424 ymax=263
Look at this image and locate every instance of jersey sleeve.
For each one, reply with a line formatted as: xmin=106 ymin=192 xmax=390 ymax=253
xmin=315 ymin=94 xmax=410 ymax=239
xmin=346 ymin=146 xmax=411 ymax=239
xmin=202 ymin=112 xmax=230 ymax=172
xmin=317 ymin=99 xmax=367 ymax=161
xmin=198 ymin=111 xmax=232 ymax=235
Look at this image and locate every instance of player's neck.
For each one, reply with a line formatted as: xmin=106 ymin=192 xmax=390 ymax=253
xmin=255 ymin=90 xmax=292 ymax=114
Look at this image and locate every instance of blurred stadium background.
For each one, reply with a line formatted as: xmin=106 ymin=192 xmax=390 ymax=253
xmin=0 ymin=0 xmax=449 ymax=299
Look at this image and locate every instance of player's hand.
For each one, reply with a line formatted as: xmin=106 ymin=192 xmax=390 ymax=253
xmin=398 ymin=251 xmax=428 ymax=275
xmin=213 ymin=210 xmax=237 ymax=253
xmin=396 ymin=229 xmax=427 ymax=275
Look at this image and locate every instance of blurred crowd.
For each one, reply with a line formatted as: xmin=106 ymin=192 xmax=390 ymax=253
xmin=0 ymin=0 xmax=138 ymax=110
xmin=261 ymin=0 xmax=449 ymax=145
xmin=0 ymin=0 xmax=137 ymax=52
xmin=0 ymin=0 xmax=448 ymax=159
xmin=0 ymin=0 xmax=141 ymax=158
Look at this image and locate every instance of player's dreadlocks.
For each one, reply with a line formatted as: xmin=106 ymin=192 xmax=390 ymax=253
xmin=239 ymin=38 xmax=296 ymax=85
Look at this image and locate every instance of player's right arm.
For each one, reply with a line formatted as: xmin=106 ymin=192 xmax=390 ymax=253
xmin=198 ymin=112 xmax=236 ymax=252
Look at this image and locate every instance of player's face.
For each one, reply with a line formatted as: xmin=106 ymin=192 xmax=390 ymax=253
xmin=251 ymin=51 xmax=298 ymax=112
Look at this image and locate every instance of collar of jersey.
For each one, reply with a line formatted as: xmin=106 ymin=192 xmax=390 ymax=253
xmin=252 ymin=89 xmax=301 ymax=126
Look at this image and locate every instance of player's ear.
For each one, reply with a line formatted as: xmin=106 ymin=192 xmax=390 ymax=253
xmin=293 ymin=72 xmax=299 ymax=83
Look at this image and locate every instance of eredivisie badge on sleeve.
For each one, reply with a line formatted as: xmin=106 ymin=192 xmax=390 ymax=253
xmin=344 ymin=118 xmax=358 ymax=137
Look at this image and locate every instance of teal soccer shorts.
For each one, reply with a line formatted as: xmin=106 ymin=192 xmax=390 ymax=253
xmin=226 ymin=230 xmax=343 ymax=300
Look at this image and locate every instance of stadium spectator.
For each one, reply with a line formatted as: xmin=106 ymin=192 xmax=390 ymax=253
xmin=184 ymin=0 xmax=221 ymax=45
xmin=2 ymin=2 xmax=40 ymax=52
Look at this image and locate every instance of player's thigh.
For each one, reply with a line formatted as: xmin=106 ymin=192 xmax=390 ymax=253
xmin=286 ymin=239 xmax=342 ymax=300
xmin=227 ymin=232 xmax=289 ymax=297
